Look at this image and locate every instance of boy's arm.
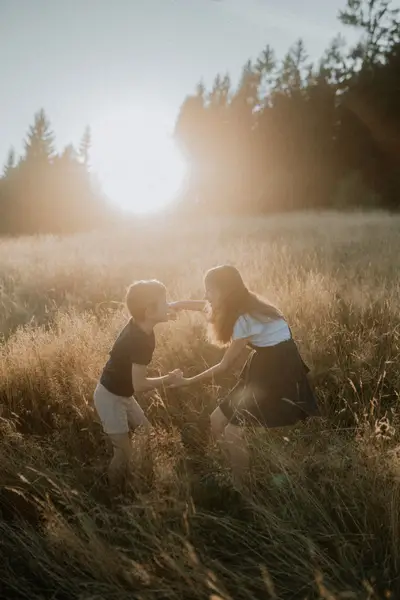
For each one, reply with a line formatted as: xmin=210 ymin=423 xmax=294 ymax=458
xmin=169 ymin=300 xmax=207 ymax=312
xmin=132 ymin=364 xmax=182 ymax=392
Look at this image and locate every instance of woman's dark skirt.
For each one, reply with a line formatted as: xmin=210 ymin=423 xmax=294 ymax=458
xmin=219 ymin=339 xmax=320 ymax=428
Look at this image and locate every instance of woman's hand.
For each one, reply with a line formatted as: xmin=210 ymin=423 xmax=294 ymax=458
xmin=166 ymin=369 xmax=184 ymax=386
xmin=168 ymin=339 xmax=248 ymax=387
xmin=168 ymin=370 xmax=190 ymax=388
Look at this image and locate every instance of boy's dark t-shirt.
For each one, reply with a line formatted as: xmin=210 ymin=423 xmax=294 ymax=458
xmin=100 ymin=319 xmax=155 ymax=397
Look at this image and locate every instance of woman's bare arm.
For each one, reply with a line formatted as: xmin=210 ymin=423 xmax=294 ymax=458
xmin=172 ymin=338 xmax=248 ymax=387
xmin=132 ymin=364 xmax=182 ymax=392
xmin=169 ymin=300 xmax=207 ymax=312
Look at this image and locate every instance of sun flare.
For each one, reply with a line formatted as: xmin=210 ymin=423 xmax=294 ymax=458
xmin=91 ymin=106 xmax=186 ymax=214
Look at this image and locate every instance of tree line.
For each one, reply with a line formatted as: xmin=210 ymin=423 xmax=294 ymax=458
xmin=1 ymin=0 xmax=399 ymax=235
xmin=0 ymin=111 xmax=110 ymax=235
xmin=174 ymin=0 xmax=400 ymax=214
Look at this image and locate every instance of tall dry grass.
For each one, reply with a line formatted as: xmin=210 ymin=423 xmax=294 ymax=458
xmin=1 ymin=212 xmax=400 ymax=599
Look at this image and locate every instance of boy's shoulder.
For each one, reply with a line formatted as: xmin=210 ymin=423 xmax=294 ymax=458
xmin=128 ymin=320 xmax=156 ymax=365
xmin=126 ymin=319 xmax=155 ymax=346
xmin=111 ymin=319 xmax=155 ymax=359
xmin=115 ymin=319 xmax=134 ymax=341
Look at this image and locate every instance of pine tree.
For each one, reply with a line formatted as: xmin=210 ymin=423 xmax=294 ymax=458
xmin=174 ymin=83 xmax=207 ymax=157
xmin=61 ymin=144 xmax=78 ymax=162
xmin=3 ymin=147 xmax=16 ymax=177
xmin=233 ymin=60 xmax=261 ymax=109
xmin=255 ymin=45 xmax=276 ymax=106
xmin=79 ymin=126 xmax=92 ymax=167
xmin=339 ymin=0 xmax=400 ymax=66
xmin=318 ymin=34 xmax=348 ymax=86
xmin=24 ymin=109 xmax=55 ymax=163
xmin=274 ymin=39 xmax=309 ymax=95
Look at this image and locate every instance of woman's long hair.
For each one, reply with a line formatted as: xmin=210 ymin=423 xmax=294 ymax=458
xmin=205 ymin=265 xmax=282 ymax=346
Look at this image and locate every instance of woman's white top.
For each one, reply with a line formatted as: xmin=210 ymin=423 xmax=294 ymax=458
xmin=232 ymin=314 xmax=291 ymax=347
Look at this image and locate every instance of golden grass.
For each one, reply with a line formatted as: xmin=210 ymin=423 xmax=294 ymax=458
xmin=1 ymin=212 xmax=400 ymax=599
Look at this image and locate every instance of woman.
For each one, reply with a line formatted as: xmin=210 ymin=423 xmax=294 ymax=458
xmin=170 ymin=265 xmax=319 ymax=486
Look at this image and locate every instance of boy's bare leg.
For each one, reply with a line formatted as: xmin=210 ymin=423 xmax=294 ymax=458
xmin=127 ymin=397 xmax=152 ymax=486
xmin=108 ymin=433 xmax=133 ymax=491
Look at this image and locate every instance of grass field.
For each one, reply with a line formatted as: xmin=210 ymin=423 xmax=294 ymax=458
xmin=1 ymin=212 xmax=400 ymax=599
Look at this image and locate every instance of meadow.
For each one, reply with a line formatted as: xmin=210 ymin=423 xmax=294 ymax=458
xmin=0 ymin=211 xmax=400 ymax=599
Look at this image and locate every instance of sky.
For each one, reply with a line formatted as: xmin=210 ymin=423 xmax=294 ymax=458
xmin=0 ymin=0 xmax=359 ymax=207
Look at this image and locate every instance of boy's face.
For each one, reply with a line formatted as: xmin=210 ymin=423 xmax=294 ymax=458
xmin=147 ymin=292 xmax=169 ymax=323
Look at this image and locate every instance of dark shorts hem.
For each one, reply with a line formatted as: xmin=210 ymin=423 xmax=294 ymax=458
xmin=218 ymin=393 xmax=310 ymax=428
xmin=218 ymin=339 xmax=320 ymax=429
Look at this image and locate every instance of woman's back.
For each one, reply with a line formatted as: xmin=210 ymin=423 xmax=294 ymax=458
xmin=232 ymin=314 xmax=291 ymax=347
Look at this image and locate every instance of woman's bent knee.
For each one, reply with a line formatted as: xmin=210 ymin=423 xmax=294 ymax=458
xmin=224 ymin=423 xmax=244 ymax=443
xmin=210 ymin=407 xmax=229 ymax=439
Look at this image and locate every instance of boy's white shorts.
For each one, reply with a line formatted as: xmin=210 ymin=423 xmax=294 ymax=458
xmin=93 ymin=383 xmax=146 ymax=435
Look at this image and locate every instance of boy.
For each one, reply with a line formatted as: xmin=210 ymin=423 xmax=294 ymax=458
xmin=94 ymin=280 xmax=181 ymax=487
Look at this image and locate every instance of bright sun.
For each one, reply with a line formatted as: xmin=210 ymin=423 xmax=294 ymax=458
xmin=91 ymin=105 xmax=186 ymax=214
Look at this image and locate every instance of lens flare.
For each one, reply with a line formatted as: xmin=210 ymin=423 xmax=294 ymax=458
xmin=91 ymin=105 xmax=186 ymax=213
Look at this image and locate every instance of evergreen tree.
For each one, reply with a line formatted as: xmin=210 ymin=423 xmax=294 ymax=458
xmin=255 ymin=44 xmax=276 ymax=107
xmin=79 ymin=126 xmax=92 ymax=167
xmin=61 ymin=144 xmax=78 ymax=162
xmin=273 ymin=39 xmax=309 ymax=95
xmin=0 ymin=111 xmax=106 ymax=235
xmin=336 ymin=0 xmax=400 ymax=207
xmin=2 ymin=147 xmax=16 ymax=177
xmin=318 ymin=34 xmax=349 ymax=87
xmin=339 ymin=0 xmax=400 ymax=66
xmin=24 ymin=109 xmax=55 ymax=163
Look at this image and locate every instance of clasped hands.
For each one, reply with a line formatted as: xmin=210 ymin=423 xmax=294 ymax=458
xmin=165 ymin=369 xmax=189 ymax=388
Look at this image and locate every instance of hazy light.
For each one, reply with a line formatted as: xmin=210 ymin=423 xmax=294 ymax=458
xmin=91 ymin=105 xmax=186 ymax=214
